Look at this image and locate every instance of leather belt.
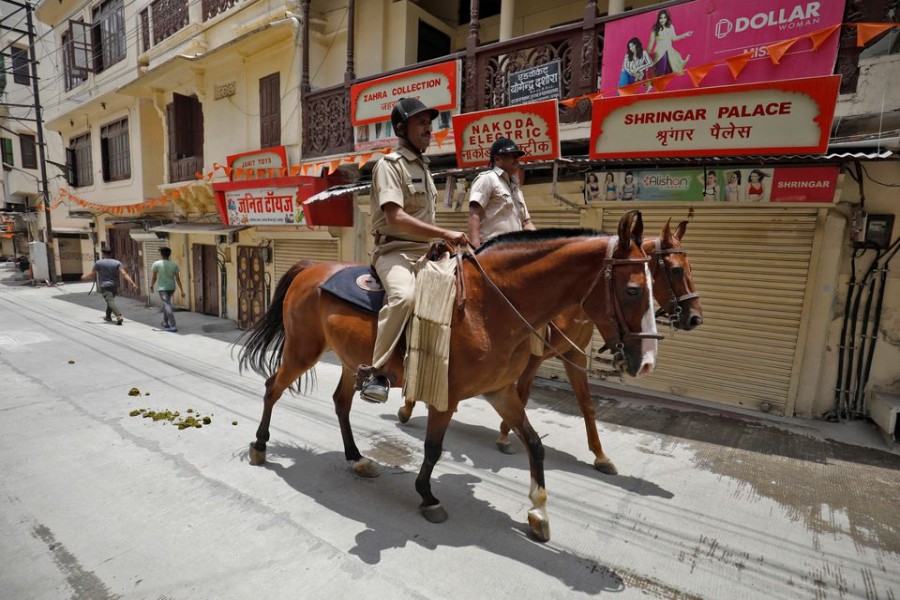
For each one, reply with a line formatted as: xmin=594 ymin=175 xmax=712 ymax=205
xmin=374 ymin=233 xmax=419 ymax=245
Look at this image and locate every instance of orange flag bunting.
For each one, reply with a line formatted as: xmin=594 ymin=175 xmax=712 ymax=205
xmin=357 ymin=153 xmax=374 ymax=168
xmin=649 ymin=73 xmax=677 ymax=91
xmin=766 ymin=37 xmax=799 ymax=65
xmin=725 ymin=51 xmax=752 ymax=79
xmin=288 ymin=165 xmax=300 ymax=176
xmin=559 ymin=97 xmax=579 ymax=108
xmin=857 ymin=23 xmax=895 ymax=47
xmin=686 ymin=63 xmax=715 ymax=87
xmin=328 ymin=160 xmax=341 ymax=175
xmin=222 ymin=167 xmax=233 ymax=179
xmin=433 ymin=129 xmax=450 ymax=149
xmin=810 ymin=24 xmax=840 ymax=50
xmin=617 ymin=82 xmax=642 ymax=96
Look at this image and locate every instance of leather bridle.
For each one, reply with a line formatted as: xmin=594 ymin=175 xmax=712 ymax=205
xmin=651 ymin=238 xmax=700 ymax=328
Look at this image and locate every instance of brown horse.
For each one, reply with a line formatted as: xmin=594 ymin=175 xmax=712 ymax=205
xmin=397 ymin=219 xmax=703 ymax=473
xmin=239 ymin=211 xmax=657 ymax=542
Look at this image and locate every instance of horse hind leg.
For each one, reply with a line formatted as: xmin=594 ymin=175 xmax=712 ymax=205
xmin=334 ymin=369 xmax=382 ymax=478
xmin=485 ymin=385 xmax=550 ymax=543
xmin=415 ymin=405 xmax=454 ymax=524
xmin=398 ymin=399 xmax=416 ymax=424
xmin=249 ymin=347 xmax=320 ymax=466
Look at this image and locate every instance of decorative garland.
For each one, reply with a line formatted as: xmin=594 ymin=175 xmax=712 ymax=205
xmin=49 ymin=21 xmax=897 ymax=216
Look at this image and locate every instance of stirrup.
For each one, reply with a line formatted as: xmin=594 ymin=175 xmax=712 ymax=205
xmin=360 ymin=375 xmax=390 ymax=404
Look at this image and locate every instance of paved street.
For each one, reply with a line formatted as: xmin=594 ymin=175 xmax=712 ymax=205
xmin=1 ymin=263 xmax=899 ymax=600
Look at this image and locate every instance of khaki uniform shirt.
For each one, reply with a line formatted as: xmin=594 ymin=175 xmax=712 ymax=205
xmin=468 ymin=166 xmax=531 ymax=242
xmin=370 ymin=146 xmax=438 ymax=244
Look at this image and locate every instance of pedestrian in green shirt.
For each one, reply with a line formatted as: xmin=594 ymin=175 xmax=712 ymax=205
xmin=150 ymin=247 xmax=185 ymax=332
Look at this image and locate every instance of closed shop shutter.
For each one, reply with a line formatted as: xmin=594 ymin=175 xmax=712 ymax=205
xmin=142 ymin=239 xmax=167 ymax=303
xmin=274 ymin=238 xmax=340 ymax=283
xmin=436 ymin=208 xmax=582 ymax=231
xmin=564 ymin=205 xmax=821 ymax=415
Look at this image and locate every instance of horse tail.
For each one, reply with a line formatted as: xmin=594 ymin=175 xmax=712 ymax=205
xmin=238 ymin=260 xmax=314 ymax=379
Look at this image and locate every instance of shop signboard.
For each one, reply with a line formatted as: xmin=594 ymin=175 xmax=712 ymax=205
xmin=452 ymin=99 xmax=560 ymax=168
xmin=212 ymin=176 xmax=341 ymax=226
xmin=599 ymin=0 xmax=844 ymax=95
xmin=226 ymin=146 xmax=288 ymax=180
xmin=590 ymin=75 xmax=839 ymax=159
xmin=581 ymin=165 xmax=839 ymax=203
xmin=351 ymin=61 xmax=460 ymax=152
xmin=508 ymin=60 xmax=561 ymax=105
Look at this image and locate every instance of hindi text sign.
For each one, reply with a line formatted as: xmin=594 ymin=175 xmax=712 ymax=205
xmin=508 ymin=60 xmax=561 ymax=105
xmin=590 ymin=75 xmax=839 ymax=159
xmin=452 ymin=100 xmax=560 ymax=168
xmin=351 ymin=61 xmax=458 ymax=126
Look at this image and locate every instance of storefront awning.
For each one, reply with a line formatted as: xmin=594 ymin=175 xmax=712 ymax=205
xmin=303 ymin=182 xmax=372 ymax=204
xmin=149 ymin=223 xmax=249 ymax=234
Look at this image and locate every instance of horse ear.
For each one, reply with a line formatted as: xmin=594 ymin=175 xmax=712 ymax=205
xmin=661 ymin=218 xmax=673 ymax=245
xmin=675 ymin=220 xmax=688 ymax=241
xmin=632 ymin=210 xmax=644 ymax=246
xmin=616 ymin=211 xmax=636 ymax=253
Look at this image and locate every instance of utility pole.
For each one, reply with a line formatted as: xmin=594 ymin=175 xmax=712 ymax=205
xmin=0 ymin=0 xmax=57 ymax=282
xmin=25 ymin=2 xmax=56 ymax=283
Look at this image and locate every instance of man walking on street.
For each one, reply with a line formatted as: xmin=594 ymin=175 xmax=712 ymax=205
xmin=150 ymin=246 xmax=185 ymax=332
xmin=81 ymin=247 xmax=137 ymax=325
xmin=357 ymin=97 xmax=468 ymax=403
xmin=467 ymin=137 xmax=535 ymax=248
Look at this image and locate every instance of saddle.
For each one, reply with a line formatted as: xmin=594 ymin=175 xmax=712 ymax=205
xmin=319 ymin=240 xmax=468 ymax=315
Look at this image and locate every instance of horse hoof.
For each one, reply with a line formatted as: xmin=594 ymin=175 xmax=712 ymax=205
xmin=594 ymin=458 xmax=618 ymax=475
xmin=496 ymin=441 xmax=516 ymax=455
xmin=248 ymin=443 xmax=266 ymax=466
xmin=527 ymin=509 xmax=551 ymax=543
xmin=351 ymin=457 xmax=382 ymax=478
xmin=397 ymin=406 xmax=412 ymax=424
xmin=420 ymin=503 xmax=448 ymax=523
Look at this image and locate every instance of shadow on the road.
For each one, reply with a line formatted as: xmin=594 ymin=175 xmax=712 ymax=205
xmin=252 ymin=442 xmax=626 ymax=594
xmin=386 ymin=413 xmax=674 ymax=500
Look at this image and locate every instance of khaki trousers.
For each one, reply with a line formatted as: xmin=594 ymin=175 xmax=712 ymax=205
xmin=371 ymin=241 xmax=428 ymax=369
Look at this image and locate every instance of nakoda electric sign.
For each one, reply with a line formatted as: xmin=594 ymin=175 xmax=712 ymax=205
xmin=452 ymin=100 xmax=560 ymax=168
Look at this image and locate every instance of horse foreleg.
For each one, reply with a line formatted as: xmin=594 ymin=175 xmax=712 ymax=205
xmin=485 ymin=385 xmax=550 ymax=543
xmin=398 ymin=399 xmax=416 ymax=424
xmin=334 ymin=369 xmax=382 ymax=478
xmin=415 ymin=405 xmax=454 ymax=524
xmin=561 ymin=351 xmax=618 ymax=475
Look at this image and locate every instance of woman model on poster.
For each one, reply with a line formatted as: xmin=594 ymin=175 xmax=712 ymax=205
xmin=747 ymin=169 xmax=769 ymax=201
xmin=603 ymin=172 xmax=618 ymax=200
xmin=647 ymin=9 xmax=692 ymax=76
xmin=583 ymin=173 xmax=602 ymax=203
xmin=619 ymin=172 xmax=638 ymax=201
xmin=725 ymin=171 xmax=741 ymax=202
xmin=698 ymin=170 xmax=720 ymax=201
xmin=618 ymin=37 xmax=654 ymax=87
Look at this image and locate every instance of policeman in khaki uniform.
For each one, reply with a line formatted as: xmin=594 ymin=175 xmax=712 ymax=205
xmin=467 ymin=137 xmax=536 ymax=248
xmin=359 ymin=98 xmax=468 ymax=403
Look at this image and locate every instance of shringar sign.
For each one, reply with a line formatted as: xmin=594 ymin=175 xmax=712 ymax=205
xmin=452 ymin=99 xmax=560 ymax=168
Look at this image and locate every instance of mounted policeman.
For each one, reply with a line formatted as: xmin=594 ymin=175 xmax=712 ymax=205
xmin=467 ymin=136 xmax=536 ymax=248
xmin=357 ymin=97 xmax=468 ymax=403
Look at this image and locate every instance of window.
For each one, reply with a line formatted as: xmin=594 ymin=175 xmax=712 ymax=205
xmin=92 ymin=0 xmax=126 ymax=72
xmin=101 ymin=118 xmax=130 ymax=181
xmin=1 ymin=138 xmax=13 ymax=166
xmin=417 ymin=21 xmax=450 ymax=63
xmin=62 ymin=30 xmax=88 ymax=90
xmin=259 ymin=73 xmax=281 ymax=149
xmin=19 ymin=134 xmax=37 ymax=169
xmin=166 ymin=94 xmax=203 ymax=182
xmin=67 ymin=133 xmax=93 ymax=187
xmin=11 ymin=47 xmax=29 ymax=85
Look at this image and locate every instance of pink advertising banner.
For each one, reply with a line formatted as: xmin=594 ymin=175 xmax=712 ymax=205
xmin=599 ymin=0 xmax=844 ymax=95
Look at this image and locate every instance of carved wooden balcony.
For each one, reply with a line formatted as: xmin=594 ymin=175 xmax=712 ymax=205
xmin=139 ymin=0 xmax=189 ymax=52
xmin=202 ymin=0 xmax=241 ymax=22
xmin=170 ymin=156 xmax=204 ymax=183
xmin=301 ymin=84 xmax=353 ymax=160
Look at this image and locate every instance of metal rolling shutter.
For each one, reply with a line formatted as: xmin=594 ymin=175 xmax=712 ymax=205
xmin=584 ymin=205 xmax=821 ymax=414
xmin=142 ymin=239 xmax=166 ymax=303
xmin=274 ymin=238 xmax=340 ymax=283
xmin=436 ymin=207 xmax=582 ymax=231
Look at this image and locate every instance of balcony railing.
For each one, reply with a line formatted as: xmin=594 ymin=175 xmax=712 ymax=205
xmin=170 ymin=156 xmax=204 ymax=183
xmin=301 ymin=0 xmax=887 ymax=159
xmin=202 ymin=0 xmax=241 ymax=22
xmin=139 ymin=0 xmax=189 ymax=53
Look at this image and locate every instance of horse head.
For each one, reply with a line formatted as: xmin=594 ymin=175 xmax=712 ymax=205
xmin=651 ymin=219 xmax=703 ymax=330
xmin=582 ymin=210 xmax=658 ymax=377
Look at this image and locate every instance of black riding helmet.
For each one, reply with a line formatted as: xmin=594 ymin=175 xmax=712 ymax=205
xmin=489 ymin=137 xmax=526 ymax=165
xmin=390 ymin=97 xmax=440 ymax=134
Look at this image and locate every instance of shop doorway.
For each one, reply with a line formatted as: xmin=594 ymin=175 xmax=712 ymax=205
xmin=237 ymin=246 xmax=266 ymax=330
xmin=191 ymin=244 xmax=220 ymax=317
xmin=107 ymin=226 xmax=142 ymax=300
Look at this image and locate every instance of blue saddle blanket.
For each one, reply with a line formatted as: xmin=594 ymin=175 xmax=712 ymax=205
xmin=320 ymin=266 xmax=384 ymax=315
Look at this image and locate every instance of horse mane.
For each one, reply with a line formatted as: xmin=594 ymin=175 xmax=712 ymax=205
xmin=476 ymin=228 xmax=604 ymax=254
